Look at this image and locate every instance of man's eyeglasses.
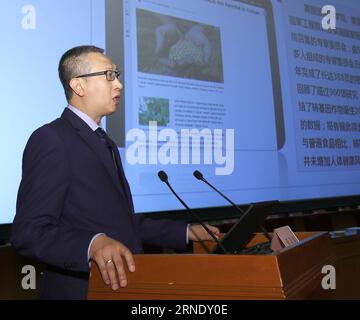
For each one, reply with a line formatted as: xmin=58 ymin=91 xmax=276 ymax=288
xmin=75 ymin=69 xmax=122 ymax=81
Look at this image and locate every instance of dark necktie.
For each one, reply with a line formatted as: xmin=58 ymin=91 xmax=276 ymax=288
xmin=94 ymin=128 xmax=133 ymax=210
xmin=95 ymin=127 xmax=119 ymax=171
xmin=95 ymin=128 xmax=134 ymax=213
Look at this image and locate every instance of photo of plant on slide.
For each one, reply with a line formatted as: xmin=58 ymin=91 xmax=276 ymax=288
xmin=139 ymin=96 xmax=170 ymax=127
xmin=137 ymin=8 xmax=224 ymax=83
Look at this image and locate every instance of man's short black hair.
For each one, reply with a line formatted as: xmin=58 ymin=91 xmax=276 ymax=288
xmin=58 ymin=45 xmax=105 ymax=101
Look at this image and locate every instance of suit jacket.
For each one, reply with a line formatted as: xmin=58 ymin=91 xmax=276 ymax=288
xmin=11 ymin=108 xmax=187 ymax=299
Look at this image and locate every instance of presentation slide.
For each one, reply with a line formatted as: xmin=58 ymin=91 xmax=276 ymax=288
xmin=108 ymin=0 xmax=360 ymax=213
xmin=1 ymin=0 xmax=360 ymax=224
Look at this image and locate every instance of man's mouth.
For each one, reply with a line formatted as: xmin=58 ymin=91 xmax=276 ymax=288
xmin=113 ymin=95 xmax=121 ymax=104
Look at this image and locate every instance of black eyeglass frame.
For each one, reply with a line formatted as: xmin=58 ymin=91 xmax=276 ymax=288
xmin=75 ymin=69 xmax=122 ymax=81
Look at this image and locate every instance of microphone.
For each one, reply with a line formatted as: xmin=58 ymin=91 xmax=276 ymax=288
xmin=193 ymin=170 xmax=272 ymax=241
xmin=157 ymin=170 xmax=228 ymax=254
xmin=193 ymin=170 xmax=244 ymax=214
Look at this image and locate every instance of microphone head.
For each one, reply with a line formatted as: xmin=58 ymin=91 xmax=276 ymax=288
xmin=193 ymin=170 xmax=203 ymax=180
xmin=158 ymin=170 xmax=168 ymax=182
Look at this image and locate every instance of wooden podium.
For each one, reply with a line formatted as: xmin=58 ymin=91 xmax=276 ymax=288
xmin=88 ymin=232 xmax=336 ymax=300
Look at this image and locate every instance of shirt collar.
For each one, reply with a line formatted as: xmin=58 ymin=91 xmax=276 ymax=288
xmin=67 ymin=104 xmax=100 ymax=132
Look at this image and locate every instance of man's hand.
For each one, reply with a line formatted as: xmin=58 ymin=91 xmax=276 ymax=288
xmin=188 ymin=224 xmax=220 ymax=242
xmin=89 ymin=235 xmax=135 ymax=291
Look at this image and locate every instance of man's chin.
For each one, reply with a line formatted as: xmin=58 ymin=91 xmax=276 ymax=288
xmin=106 ymin=104 xmax=118 ymax=115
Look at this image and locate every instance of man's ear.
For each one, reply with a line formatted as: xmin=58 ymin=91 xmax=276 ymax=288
xmin=69 ymin=78 xmax=85 ymax=97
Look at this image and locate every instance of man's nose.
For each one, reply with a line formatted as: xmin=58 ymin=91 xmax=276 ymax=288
xmin=114 ymin=78 xmax=123 ymax=90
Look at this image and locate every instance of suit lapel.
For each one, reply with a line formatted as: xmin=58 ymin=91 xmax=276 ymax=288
xmin=61 ymin=109 xmax=128 ymax=201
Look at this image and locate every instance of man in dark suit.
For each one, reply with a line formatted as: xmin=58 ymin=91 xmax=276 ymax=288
xmin=11 ymin=45 xmax=219 ymax=299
